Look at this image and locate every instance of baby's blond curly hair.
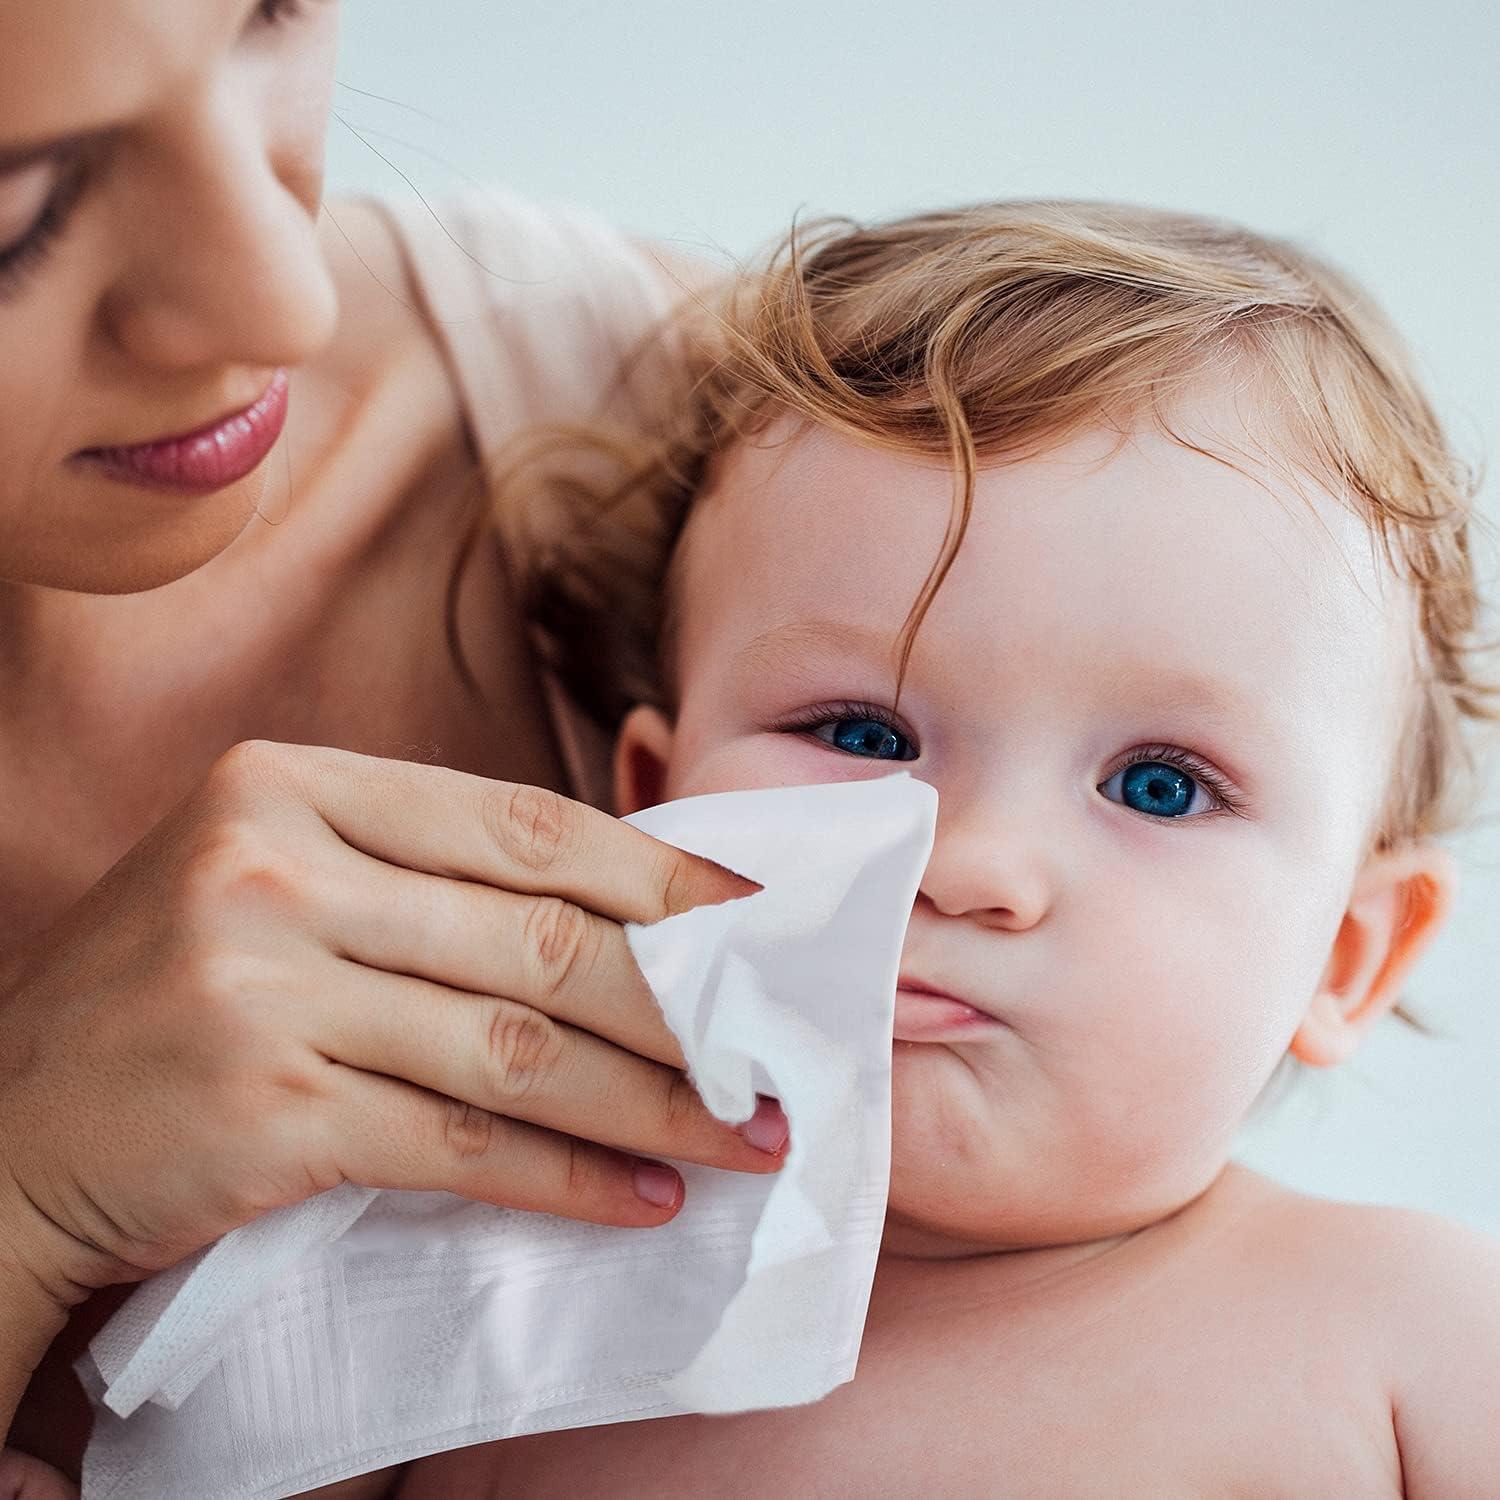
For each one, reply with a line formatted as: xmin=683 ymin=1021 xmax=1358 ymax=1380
xmin=517 ymin=199 xmax=1495 ymax=857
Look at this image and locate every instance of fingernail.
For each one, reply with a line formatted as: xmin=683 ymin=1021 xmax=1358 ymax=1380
xmin=739 ymin=1096 xmax=789 ymax=1155
xmin=706 ymin=858 xmax=763 ymax=900
xmin=633 ymin=1160 xmax=682 ymax=1209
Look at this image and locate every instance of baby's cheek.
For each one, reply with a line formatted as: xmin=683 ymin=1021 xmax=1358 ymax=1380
xmin=886 ymin=1048 xmax=1015 ymax=1214
xmin=1028 ymin=931 xmax=1267 ymax=1184
xmin=1086 ymin=923 xmax=1322 ymax=1172
xmin=666 ymin=732 xmax=895 ymax=800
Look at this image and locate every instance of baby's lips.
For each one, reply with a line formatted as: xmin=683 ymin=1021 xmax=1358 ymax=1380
xmin=738 ymin=1095 xmax=790 ymax=1155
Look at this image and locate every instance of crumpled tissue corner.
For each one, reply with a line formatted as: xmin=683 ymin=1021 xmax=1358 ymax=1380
xmin=76 ymin=774 xmax=937 ymax=1500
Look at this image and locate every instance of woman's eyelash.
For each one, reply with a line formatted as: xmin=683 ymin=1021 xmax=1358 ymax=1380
xmin=1111 ymin=743 xmax=1246 ymax=816
xmin=0 ymin=164 xmax=87 ymax=302
xmin=256 ymin=0 xmax=314 ymax=24
xmin=0 ymin=0 xmax=313 ymax=298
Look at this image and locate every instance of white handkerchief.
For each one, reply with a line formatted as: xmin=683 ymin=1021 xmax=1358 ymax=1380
xmin=77 ymin=774 xmax=936 ymax=1500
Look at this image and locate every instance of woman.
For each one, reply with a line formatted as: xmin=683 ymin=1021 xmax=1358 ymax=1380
xmin=0 ymin=0 xmax=788 ymax=1487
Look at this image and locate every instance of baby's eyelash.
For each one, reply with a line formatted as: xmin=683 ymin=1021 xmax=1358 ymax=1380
xmin=1111 ymin=743 xmax=1247 ymax=816
xmin=768 ymin=710 xmax=1245 ymax=815
xmin=771 ymin=700 xmax=917 ymax=745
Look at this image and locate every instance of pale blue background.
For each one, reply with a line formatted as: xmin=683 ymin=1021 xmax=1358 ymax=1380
xmin=326 ymin=0 xmax=1499 ymax=1233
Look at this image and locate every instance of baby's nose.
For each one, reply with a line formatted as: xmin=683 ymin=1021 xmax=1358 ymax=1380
xmin=917 ymin=815 xmax=1052 ymax=930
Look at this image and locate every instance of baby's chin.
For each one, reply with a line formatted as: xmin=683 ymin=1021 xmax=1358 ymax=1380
xmin=882 ymin=1124 xmax=1231 ymax=1258
xmin=879 ymin=1165 xmax=1091 ymax=1257
xmin=880 ymin=1181 xmax=1193 ymax=1260
xmin=883 ymin=1042 xmax=1239 ymax=1255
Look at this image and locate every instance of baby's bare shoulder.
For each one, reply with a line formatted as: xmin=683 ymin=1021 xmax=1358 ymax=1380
xmin=1227 ymin=1175 xmax=1500 ymax=1499
xmin=1351 ymin=1209 xmax=1500 ymax=1500
xmin=393 ymin=1179 xmax=1499 ymax=1500
xmin=1240 ymin=1177 xmax=1499 ymax=1302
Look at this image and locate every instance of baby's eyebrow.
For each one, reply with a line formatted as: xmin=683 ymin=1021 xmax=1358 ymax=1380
xmin=1112 ymin=664 xmax=1282 ymax=759
xmin=734 ymin=622 xmax=1280 ymax=751
xmin=732 ymin=619 xmax=897 ymax=679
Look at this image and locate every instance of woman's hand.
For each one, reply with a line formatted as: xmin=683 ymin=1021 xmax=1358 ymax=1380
xmin=0 ymin=741 xmax=781 ymax=1314
xmin=0 ymin=1447 xmax=78 ymax=1499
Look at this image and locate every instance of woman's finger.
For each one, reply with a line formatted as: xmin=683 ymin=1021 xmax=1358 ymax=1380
xmin=323 ymin=1067 xmax=688 ymax=1228
xmin=0 ymin=1447 xmax=79 ymax=1500
xmin=249 ymin=742 xmax=754 ymax=923
xmin=311 ymin=852 xmax=688 ymax=1069
xmin=308 ymin=958 xmax=785 ymax=1174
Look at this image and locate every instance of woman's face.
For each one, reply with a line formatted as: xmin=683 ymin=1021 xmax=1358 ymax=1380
xmin=0 ymin=0 xmax=341 ymax=594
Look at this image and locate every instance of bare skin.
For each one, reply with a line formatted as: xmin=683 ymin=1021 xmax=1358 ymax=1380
xmin=0 ymin=197 xmax=783 ymax=1488
xmin=0 ymin=1 xmax=783 ymax=1485
xmin=398 ymin=1164 xmax=1500 ymax=1500
xmin=10 ymin=1169 xmax=1499 ymax=1499
xmin=391 ymin=416 xmax=1500 ymax=1499
xmin=0 ymin=200 xmax=546 ymax=954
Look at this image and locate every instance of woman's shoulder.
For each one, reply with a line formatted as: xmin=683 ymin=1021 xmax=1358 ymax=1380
xmin=339 ymin=186 xmax=689 ymax=453
xmin=309 ymin=187 xmax=695 ymax=535
xmin=312 ymin=197 xmax=445 ymax=399
xmin=310 ymin=185 xmax=682 ymax=393
xmin=300 ymin=190 xmax=693 ymax=809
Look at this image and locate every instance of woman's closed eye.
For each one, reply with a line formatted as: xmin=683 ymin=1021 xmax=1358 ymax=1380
xmin=0 ymin=0 xmax=322 ymax=301
xmin=0 ymin=158 xmax=85 ymax=300
xmin=254 ymin=0 xmax=317 ymax=27
xmin=1097 ymin=745 xmax=1243 ymax=820
xmin=0 ymin=159 xmax=55 ymax=251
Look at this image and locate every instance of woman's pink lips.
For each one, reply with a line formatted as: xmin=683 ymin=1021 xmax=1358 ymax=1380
xmin=893 ymin=979 xmax=998 ymax=1042
xmin=75 ymin=369 xmax=289 ymax=494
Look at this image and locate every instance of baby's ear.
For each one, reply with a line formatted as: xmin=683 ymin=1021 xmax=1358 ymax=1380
xmin=613 ymin=705 xmax=677 ymax=816
xmin=1290 ymin=841 xmax=1456 ymax=1067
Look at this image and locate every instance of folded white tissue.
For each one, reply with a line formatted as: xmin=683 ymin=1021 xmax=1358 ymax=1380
xmin=77 ymin=774 xmax=937 ymax=1499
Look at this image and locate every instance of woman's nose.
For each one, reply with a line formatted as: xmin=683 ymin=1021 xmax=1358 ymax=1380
xmin=918 ymin=800 xmax=1054 ymax=931
xmin=99 ymin=98 xmax=339 ymax=374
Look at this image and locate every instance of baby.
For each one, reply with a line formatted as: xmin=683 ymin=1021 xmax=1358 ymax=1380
xmin=401 ymin=202 xmax=1500 ymax=1497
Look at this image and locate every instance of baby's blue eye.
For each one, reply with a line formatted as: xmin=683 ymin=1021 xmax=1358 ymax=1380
xmin=1099 ymin=760 xmax=1211 ymax=818
xmin=815 ymin=717 xmax=916 ymax=761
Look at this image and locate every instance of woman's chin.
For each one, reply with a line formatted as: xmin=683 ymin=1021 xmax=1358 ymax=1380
xmin=3 ymin=475 xmax=265 ymax=594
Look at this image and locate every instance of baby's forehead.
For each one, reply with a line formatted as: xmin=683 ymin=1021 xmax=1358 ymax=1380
xmin=692 ymin=405 xmax=1407 ymax=619
xmin=677 ymin=408 xmax=1415 ymax=750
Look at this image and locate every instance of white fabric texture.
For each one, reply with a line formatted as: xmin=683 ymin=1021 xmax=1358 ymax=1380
xmin=76 ymin=775 xmax=937 ymax=1498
